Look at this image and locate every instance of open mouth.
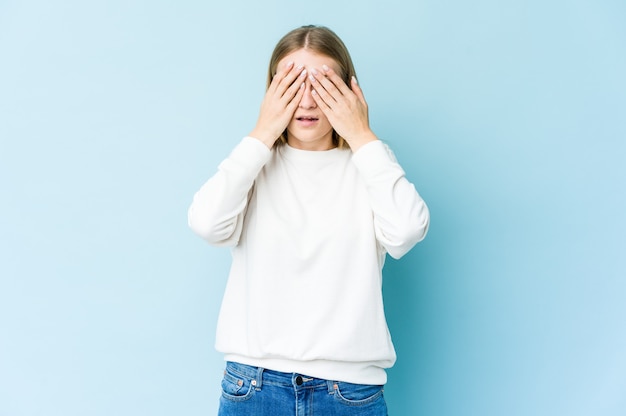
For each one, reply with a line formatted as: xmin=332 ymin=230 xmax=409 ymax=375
xmin=296 ymin=116 xmax=319 ymax=122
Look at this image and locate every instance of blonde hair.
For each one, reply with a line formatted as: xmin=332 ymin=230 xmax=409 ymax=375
xmin=267 ymin=25 xmax=357 ymax=149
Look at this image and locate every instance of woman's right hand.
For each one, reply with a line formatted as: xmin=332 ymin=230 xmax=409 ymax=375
xmin=249 ymin=61 xmax=307 ymax=149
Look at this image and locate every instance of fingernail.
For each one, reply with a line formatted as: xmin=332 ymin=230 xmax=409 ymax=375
xmin=322 ymin=65 xmax=329 ymax=72
xmin=352 ymin=76 xmax=358 ymax=84
xmin=309 ymin=74 xmax=316 ymax=83
xmin=312 ymin=89 xmax=317 ymax=95
xmin=286 ymin=61 xmax=294 ymax=68
xmin=300 ymin=69 xmax=307 ymax=78
xmin=296 ymin=64 xmax=304 ymax=70
xmin=311 ymin=68 xmax=319 ymax=76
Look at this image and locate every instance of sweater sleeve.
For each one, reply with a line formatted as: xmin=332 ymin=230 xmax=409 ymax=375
xmin=188 ymin=137 xmax=272 ymax=246
xmin=351 ymin=140 xmax=430 ymax=259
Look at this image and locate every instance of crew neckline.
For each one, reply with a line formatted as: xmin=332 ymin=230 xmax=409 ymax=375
xmin=279 ymin=143 xmax=347 ymax=162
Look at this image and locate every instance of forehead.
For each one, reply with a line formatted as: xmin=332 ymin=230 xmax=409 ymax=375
xmin=278 ymin=48 xmax=341 ymax=73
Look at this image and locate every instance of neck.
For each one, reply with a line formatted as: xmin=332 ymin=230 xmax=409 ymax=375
xmin=287 ymin=136 xmax=336 ymax=151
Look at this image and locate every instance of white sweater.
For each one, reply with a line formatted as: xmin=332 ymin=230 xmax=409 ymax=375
xmin=188 ymin=137 xmax=429 ymax=385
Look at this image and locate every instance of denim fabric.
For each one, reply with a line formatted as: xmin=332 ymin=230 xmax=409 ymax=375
xmin=218 ymin=361 xmax=388 ymax=416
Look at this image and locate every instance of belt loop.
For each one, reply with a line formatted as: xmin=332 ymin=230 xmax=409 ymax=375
xmin=327 ymin=380 xmax=336 ymax=394
xmin=254 ymin=366 xmax=264 ymax=390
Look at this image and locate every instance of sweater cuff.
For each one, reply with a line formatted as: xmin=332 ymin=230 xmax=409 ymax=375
xmin=226 ymin=136 xmax=272 ymax=170
xmin=351 ymin=140 xmax=402 ymax=177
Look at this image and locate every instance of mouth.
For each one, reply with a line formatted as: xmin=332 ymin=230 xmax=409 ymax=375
xmin=295 ymin=116 xmax=320 ymax=127
xmin=296 ymin=116 xmax=319 ymax=122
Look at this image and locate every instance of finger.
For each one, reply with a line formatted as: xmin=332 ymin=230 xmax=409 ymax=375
xmin=320 ymin=65 xmax=353 ymax=97
xmin=277 ymin=64 xmax=305 ymax=97
xmin=282 ymin=76 xmax=305 ymax=105
xmin=278 ymin=60 xmax=295 ymax=76
xmin=309 ymin=70 xmax=338 ymax=107
xmin=286 ymin=81 xmax=306 ymax=112
xmin=270 ymin=62 xmax=304 ymax=94
xmin=281 ymin=68 xmax=308 ymax=100
xmin=268 ymin=61 xmax=293 ymax=93
xmin=351 ymin=76 xmax=367 ymax=106
xmin=311 ymin=87 xmax=333 ymax=114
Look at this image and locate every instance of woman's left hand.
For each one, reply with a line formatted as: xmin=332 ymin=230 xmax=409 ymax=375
xmin=309 ymin=66 xmax=378 ymax=151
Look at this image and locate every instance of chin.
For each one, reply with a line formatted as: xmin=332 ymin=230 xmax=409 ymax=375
xmin=288 ymin=129 xmax=333 ymax=143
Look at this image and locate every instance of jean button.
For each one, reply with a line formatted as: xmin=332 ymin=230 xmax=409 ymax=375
xmin=295 ymin=375 xmax=303 ymax=386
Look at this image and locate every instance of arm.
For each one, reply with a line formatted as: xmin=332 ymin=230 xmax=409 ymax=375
xmin=187 ymin=137 xmax=271 ymax=246
xmin=352 ymin=141 xmax=430 ymax=259
xmin=309 ymin=65 xmax=429 ymax=257
xmin=189 ymin=61 xmax=306 ymax=245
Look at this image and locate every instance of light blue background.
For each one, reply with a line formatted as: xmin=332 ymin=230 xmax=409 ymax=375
xmin=1 ymin=0 xmax=624 ymax=415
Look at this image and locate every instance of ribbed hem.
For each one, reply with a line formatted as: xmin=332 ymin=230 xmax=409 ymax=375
xmin=223 ymin=354 xmax=388 ymax=385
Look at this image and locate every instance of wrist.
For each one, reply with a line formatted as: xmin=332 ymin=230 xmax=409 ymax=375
xmin=347 ymin=130 xmax=378 ymax=152
xmin=249 ymin=128 xmax=279 ymax=149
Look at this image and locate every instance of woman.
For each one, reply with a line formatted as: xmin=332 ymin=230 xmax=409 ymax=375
xmin=188 ymin=25 xmax=429 ymax=416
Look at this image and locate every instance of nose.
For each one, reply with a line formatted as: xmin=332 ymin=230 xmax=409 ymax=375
xmin=299 ymin=81 xmax=317 ymax=109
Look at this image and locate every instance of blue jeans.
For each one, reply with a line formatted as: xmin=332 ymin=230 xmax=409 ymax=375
xmin=218 ymin=361 xmax=388 ymax=416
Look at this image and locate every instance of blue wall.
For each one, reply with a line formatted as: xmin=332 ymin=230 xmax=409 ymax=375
xmin=1 ymin=1 xmax=624 ymax=415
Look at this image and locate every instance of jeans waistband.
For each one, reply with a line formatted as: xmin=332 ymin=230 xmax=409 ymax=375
xmin=225 ymin=361 xmax=336 ymax=392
